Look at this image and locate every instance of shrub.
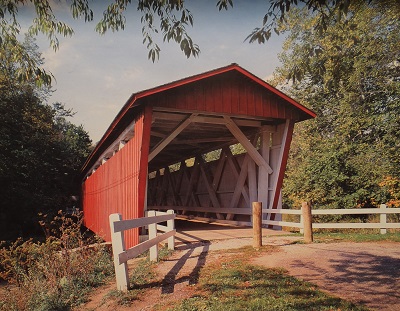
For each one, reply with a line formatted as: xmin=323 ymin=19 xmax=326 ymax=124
xmin=0 ymin=211 xmax=114 ymax=311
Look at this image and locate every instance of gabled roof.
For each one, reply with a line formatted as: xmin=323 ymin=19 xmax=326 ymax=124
xmin=81 ymin=64 xmax=315 ymax=176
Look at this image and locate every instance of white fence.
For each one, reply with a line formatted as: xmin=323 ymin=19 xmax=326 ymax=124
xmin=109 ymin=210 xmax=176 ymax=291
xmin=263 ymin=204 xmax=400 ymax=234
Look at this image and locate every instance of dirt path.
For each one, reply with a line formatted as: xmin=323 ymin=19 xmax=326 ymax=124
xmin=252 ymin=241 xmax=400 ymax=311
xmin=80 ymin=237 xmax=400 ymax=311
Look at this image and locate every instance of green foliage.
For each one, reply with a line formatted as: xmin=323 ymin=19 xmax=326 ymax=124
xmin=245 ymin=0 xmax=386 ymax=48
xmin=0 ymin=36 xmax=92 ymax=240
xmin=276 ymin=2 xmax=400 ymax=210
xmin=0 ymin=212 xmax=114 ymax=311
xmin=1 ymin=0 xmax=385 ymax=86
xmin=163 ymin=252 xmax=366 ymax=311
xmin=0 ymin=1 xmax=73 ymax=86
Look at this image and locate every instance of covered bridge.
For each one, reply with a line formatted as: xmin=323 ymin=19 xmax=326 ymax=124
xmin=81 ymin=64 xmax=316 ymax=247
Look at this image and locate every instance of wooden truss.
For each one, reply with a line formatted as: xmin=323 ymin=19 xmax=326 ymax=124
xmin=147 ymin=111 xmax=294 ymax=226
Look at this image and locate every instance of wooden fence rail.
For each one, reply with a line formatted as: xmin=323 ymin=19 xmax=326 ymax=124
xmin=109 ymin=210 xmax=176 ymax=291
xmin=263 ymin=204 xmax=400 ymax=235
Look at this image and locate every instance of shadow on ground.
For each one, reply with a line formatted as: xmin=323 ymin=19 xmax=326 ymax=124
xmin=161 ymin=241 xmax=210 ymax=294
xmin=279 ymin=243 xmax=400 ymax=310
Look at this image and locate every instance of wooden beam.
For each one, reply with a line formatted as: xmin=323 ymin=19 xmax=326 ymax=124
xmin=198 ymin=157 xmax=224 ymax=220
xmin=148 ymin=170 xmax=160 ymax=206
xmin=226 ymin=135 xmax=257 ymax=220
xmin=225 ymin=147 xmax=250 ymax=207
xmin=148 ymin=114 xmax=196 ymax=162
xmin=165 ymin=168 xmax=178 ymax=206
xmin=183 ymin=157 xmax=200 ymax=207
xmin=179 ymin=163 xmax=192 ymax=215
xmin=138 ymin=105 xmax=153 ymax=218
xmin=173 ymin=161 xmax=185 ymax=206
xmin=150 ymin=130 xmax=167 ymax=138
xmin=193 ymin=115 xmax=262 ymax=127
xmin=148 ymin=205 xmax=252 ymax=215
xmin=152 ymin=111 xmax=188 ymax=122
xmin=223 ymin=116 xmax=273 ymax=174
xmin=170 ymin=137 xmax=231 ymax=145
xmin=269 ymin=120 xmax=295 ymax=210
xmin=176 ymin=215 xmax=251 ymax=227
xmin=248 ymin=157 xmax=258 ymax=205
xmin=157 ymin=169 xmax=169 ymax=206
xmin=234 ymin=119 xmax=263 ymax=127
xmin=257 ymin=128 xmax=271 ymax=210
xmin=227 ymin=154 xmax=250 ymax=220
xmin=212 ymin=149 xmax=226 ymax=191
xmin=205 ymin=150 xmax=227 ymax=219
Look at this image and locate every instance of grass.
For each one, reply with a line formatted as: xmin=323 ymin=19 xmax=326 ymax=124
xmin=155 ymin=247 xmax=367 ymax=311
xmin=269 ymin=231 xmax=400 ymax=244
xmin=312 ymin=232 xmax=400 ymax=243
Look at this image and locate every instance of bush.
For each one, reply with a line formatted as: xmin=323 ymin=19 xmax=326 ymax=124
xmin=0 ymin=211 xmax=114 ymax=311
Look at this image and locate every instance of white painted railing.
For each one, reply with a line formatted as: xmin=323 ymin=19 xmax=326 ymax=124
xmin=263 ymin=204 xmax=400 ymax=234
xmin=109 ymin=210 xmax=176 ymax=291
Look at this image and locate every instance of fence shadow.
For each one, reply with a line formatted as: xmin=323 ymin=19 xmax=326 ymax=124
xmin=161 ymin=241 xmax=210 ymax=294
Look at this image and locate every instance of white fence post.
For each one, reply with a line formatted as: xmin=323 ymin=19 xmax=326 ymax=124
xmin=300 ymin=214 xmax=304 ymax=234
xmin=167 ymin=209 xmax=175 ymax=250
xmin=148 ymin=210 xmax=158 ymax=261
xmin=109 ymin=213 xmax=129 ymax=291
xmin=380 ymin=204 xmax=387 ymax=234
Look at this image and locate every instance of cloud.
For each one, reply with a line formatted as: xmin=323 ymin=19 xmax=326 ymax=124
xmin=42 ymin=40 xmax=81 ymax=73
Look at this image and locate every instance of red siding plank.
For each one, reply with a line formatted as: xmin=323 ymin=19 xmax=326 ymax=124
xmin=82 ymin=109 xmax=148 ymax=248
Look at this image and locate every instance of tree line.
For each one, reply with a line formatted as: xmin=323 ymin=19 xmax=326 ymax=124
xmin=274 ymin=2 xmax=399 ymax=209
xmin=0 ymin=36 xmax=92 ymax=240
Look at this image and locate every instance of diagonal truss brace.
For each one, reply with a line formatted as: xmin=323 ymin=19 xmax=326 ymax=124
xmin=223 ymin=116 xmax=273 ymax=174
xmin=148 ymin=113 xmax=197 ymax=162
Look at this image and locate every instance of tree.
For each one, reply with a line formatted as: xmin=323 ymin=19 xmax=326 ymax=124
xmin=0 ymin=36 xmax=92 ymax=240
xmin=2 ymin=0 xmax=395 ymax=86
xmin=271 ymin=2 xmax=400 ymax=209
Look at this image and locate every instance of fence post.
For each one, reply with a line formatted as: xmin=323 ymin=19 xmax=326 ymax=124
xmin=109 ymin=213 xmax=129 ymax=291
xmin=299 ymin=214 xmax=304 ymax=234
xmin=148 ymin=210 xmax=158 ymax=261
xmin=252 ymin=202 xmax=262 ymax=249
xmin=167 ymin=209 xmax=175 ymax=250
xmin=380 ymin=204 xmax=387 ymax=234
xmin=301 ymin=202 xmax=313 ymax=243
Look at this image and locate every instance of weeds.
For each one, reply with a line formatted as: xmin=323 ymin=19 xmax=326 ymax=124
xmin=0 ymin=211 xmax=114 ymax=311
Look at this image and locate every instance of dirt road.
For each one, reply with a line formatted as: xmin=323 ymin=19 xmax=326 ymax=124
xmin=81 ymin=231 xmax=400 ymax=311
xmin=252 ymin=241 xmax=400 ymax=311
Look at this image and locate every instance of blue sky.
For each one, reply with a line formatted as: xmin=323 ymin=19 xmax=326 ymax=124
xmin=24 ymin=1 xmax=286 ymax=142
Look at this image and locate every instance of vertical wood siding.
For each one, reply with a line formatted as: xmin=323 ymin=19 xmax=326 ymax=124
xmin=82 ymin=107 xmax=152 ymax=248
xmin=144 ymin=74 xmax=307 ymax=121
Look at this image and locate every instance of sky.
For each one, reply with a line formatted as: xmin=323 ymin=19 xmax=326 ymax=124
xmin=22 ymin=1 xmax=286 ymax=143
